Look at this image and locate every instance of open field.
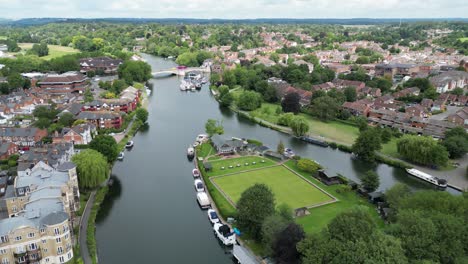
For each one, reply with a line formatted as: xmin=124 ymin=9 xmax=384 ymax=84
xmin=381 ymin=138 xmax=401 ymax=158
xmin=206 ymin=156 xmax=276 ymax=177
xmin=0 ymin=36 xmax=7 ymax=40
xmin=17 ymin=43 xmax=79 ymax=60
xmin=459 ymin=37 xmax=468 ymax=42
xmin=284 ymin=160 xmax=383 ymax=233
xmin=299 ymin=114 xmax=359 ymax=145
xmin=212 ymin=165 xmax=334 ymax=209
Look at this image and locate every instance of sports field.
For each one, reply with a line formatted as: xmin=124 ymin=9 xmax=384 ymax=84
xmin=212 ymin=165 xmax=334 ymax=209
xmin=206 ymin=156 xmax=276 ymax=177
xmin=17 ymin=43 xmax=79 ymax=60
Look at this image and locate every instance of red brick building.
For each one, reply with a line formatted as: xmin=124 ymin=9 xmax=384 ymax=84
xmin=38 ymin=72 xmax=88 ymax=94
xmin=76 ymin=111 xmax=123 ymax=129
xmin=0 ymin=142 xmax=18 ymax=160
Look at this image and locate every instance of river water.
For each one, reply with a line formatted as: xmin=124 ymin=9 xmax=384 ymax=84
xmin=95 ymin=54 xmax=456 ymax=263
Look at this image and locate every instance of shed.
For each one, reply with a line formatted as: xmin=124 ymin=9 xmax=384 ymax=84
xmin=316 ymin=169 xmax=342 ymax=185
xmin=203 ymin=162 xmax=212 ymax=172
xmin=367 ymin=191 xmax=385 ymax=203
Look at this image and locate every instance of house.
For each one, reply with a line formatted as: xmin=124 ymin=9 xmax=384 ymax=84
xmin=79 ymin=57 xmax=123 ymax=74
xmin=421 ymin=98 xmax=434 ymax=109
xmin=210 ymin=135 xmax=247 ymax=155
xmin=52 ymin=123 xmax=97 ymax=145
xmin=429 ymin=71 xmax=468 ymax=93
xmin=0 ymin=127 xmax=48 ymax=147
xmin=375 ymin=63 xmax=419 ymax=78
xmin=76 ymin=111 xmax=123 ymax=129
xmin=37 ymin=71 xmax=88 ymax=94
xmin=16 ymin=143 xmax=75 ymax=173
xmin=315 ymin=169 xmax=343 ymax=186
xmin=406 ymin=104 xmax=429 ymax=118
xmin=332 ymin=79 xmax=366 ymax=90
xmin=447 ymin=107 xmax=468 ymax=127
xmin=393 ymin=87 xmax=420 ymax=98
xmin=342 ymin=101 xmax=371 ymax=117
xmin=0 ymin=142 xmax=18 ymax=160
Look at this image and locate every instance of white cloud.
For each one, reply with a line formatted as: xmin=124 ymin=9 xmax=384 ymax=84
xmin=0 ymin=0 xmax=466 ymax=19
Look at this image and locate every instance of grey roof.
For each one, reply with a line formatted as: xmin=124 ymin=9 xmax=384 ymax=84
xmin=0 ymin=127 xmax=41 ymax=137
xmin=57 ymin=162 xmax=76 ymax=172
xmin=17 ymin=143 xmax=73 ymax=171
xmin=77 ymin=111 xmax=121 ymax=120
xmin=29 ymin=187 xmax=62 ymax=201
xmin=39 ymin=211 xmax=68 ymax=226
xmin=0 ymin=217 xmax=37 ymax=236
xmin=24 ymin=198 xmax=64 ymax=219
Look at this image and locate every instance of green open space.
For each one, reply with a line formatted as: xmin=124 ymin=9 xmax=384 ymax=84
xmin=459 ymin=37 xmax=468 ymax=43
xmin=283 ymin=160 xmax=383 ymax=233
xmin=196 ymin=142 xmax=216 ymax=158
xmin=0 ymin=36 xmax=7 ymax=40
xmin=17 ymin=43 xmax=79 ymax=60
xmin=206 ymin=156 xmax=276 ymax=177
xmin=381 ymin=138 xmax=401 ymax=158
xmin=299 ymin=114 xmax=359 ymax=145
xmin=212 ymin=165 xmax=334 ymax=209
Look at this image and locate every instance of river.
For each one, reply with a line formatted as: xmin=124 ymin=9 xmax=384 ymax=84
xmin=95 ymin=54 xmax=457 ymax=263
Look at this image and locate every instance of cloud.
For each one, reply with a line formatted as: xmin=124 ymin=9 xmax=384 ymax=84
xmin=0 ymin=0 xmax=466 ymax=19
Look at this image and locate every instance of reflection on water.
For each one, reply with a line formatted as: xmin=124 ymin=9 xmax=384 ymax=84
xmin=96 ymin=176 xmax=122 ymax=224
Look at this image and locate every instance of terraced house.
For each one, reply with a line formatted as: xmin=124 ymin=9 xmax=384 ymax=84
xmin=0 ymin=162 xmax=79 ymax=264
xmin=0 ymin=128 xmax=48 ymax=147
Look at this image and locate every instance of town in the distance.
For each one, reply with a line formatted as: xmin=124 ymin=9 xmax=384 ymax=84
xmin=0 ymin=16 xmax=467 ymax=264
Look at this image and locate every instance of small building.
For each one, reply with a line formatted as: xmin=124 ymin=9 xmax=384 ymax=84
xmin=0 ymin=142 xmax=18 ymax=160
xmin=79 ymin=57 xmax=123 ymax=74
xmin=210 ymin=135 xmax=247 ymax=155
xmin=367 ymin=191 xmax=385 ymax=204
xmin=315 ymin=169 xmax=343 ymax=186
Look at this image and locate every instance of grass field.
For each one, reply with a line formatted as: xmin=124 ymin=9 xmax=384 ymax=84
xmin=17 ymin=43 xmax=79 ymax=60
xmin=212 ymin=165 xmax=334 ymax=209
xmin=0 ymin=36 xmax=7 ymax=40
xmin=284 ymin=160 xmax=383 ymax=233
xmin=381 ymin=138 xmax=401 ymax=158
xmin=299 ymin=114 xmax=359 ymax=145
xmin=206 ymin=156 xmax=276 ymax=177
xmin=459 ymin=37 xmax=468 ymax=43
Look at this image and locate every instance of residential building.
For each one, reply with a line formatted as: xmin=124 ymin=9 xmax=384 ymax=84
xmin=375 ymin=63 xmax=419 ymax=78
xmin=393 ymin=87 xmax=420 ymax=98
xmin=52 ymin=123 xmax=96 ymax=145
xmin=76 ymin=111 xmax=123 ymax=129
xmin=16 ymin=143 xmax=74 ymax=174
xmin=342 ymin=101 xmax=371 ymax=117
xmin=429 ymin=71 xmax=468 ymax=93
xmin=406 ymin=104 xmax=429 ymax=118
xmin=0 ymin=128 xmax=48 ymax=147
xmin=37 ymin=72 xmax=88 ymax=94
xmin=211 ymin=135 xmax=247 ymax=155
xmin=79 ymin=57 xmax=123 ymax=74
xmin=0 ymin=142 xmax=18 ymax=160
xmin=447 ymin=107 xmax=468 ymax=127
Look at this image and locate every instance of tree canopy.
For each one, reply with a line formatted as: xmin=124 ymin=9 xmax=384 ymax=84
xmin=72 ymin=149 xmax=109 ymax=189
xmin=89 ymin=135 xmax=119 ymax=163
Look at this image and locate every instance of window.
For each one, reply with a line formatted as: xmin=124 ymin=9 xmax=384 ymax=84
xmin=17 ymin=256 xmax=25 ymax=263
xmin=27 ymin=233 xmax=34 ymax=238
xmin=12 ymin=207 xmax=17 ymax=213
xmin=54 ymin=228 xmax=60 ymax=235
xmin=57 ymin=246 xmax=63 ymax=254
xmin=1 ymin=258 xmax=9 ymax=264
xmin=45 ymin=258 xmax=49 ymax=263
xmin=29 ymin=243 xmax=37 ymax=250
xmin=40 ymin=228 xmax=45 ymax=234
xmin=67 ymin=252 xmax=72 ymax=259
xmin=42 ymin=239 xmax=46 ymax=244
xmin=59 ymin=256 xmax=64 ymax=263
xmin=0 ymin=236 xmax=7 ymax=243
xmin=43 ymin=248 xmax=48 ymax=253
xmin=18 ymin=189 xmax=24 ymax=195
xmin=0 ymin=249 xmax=6 ymax=254
xmin=15 ymin=236 xmax=21 ymax=241
xmin=64 ymin=234 xmax=69 ymax=240
xmin=56 ymin=237 xmax=61 ymax=243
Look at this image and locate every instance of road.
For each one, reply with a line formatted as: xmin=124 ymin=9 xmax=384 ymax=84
xmin=79 ymin=190 xmax=97 ymax=264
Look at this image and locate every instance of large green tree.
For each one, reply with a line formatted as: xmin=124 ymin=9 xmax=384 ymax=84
xmin=118 ymin=60 xmax=152 ymax=84
xmin=136 ymin=108 xmax=149 ymax=123
xmin=89 ymin=135 xmax=119 ymax=163
xmin=352 ymin=128 xmax=382 ymax=162
xmin=237 ymin=91 xmax=262 ymax=111
xmin=397 ymin=135 xmax=449 ymax=167
xmin=289 ymin=116 xmax=309 ymax=137
xmin=237 ymin=184 xmax=275 ymax=241
xmin=311 ymin=96 xmax=340 ymax=121
xmin=72 ymin=149 xmax=109 ymax=189
xmin=205 ymin=119 xmax=224 ymax=137
xmin=281 ymin=92 xmax=301 ymax=114
xmin=361 ymin=170 xmax=380 ymax=192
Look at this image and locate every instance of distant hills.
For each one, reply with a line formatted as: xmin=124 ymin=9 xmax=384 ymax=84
xmin=0 ymin=17 xmax=467 ymax=26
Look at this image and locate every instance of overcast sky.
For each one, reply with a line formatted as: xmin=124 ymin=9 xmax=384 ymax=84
xmin=0 ymin=0 xmax=467 ymax=19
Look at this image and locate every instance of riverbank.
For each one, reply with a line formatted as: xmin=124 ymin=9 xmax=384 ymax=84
xmin=79 ymin=86 xmax=151 ymax=264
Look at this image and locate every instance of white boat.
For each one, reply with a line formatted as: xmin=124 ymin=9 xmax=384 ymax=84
xmin=192 ymin=168 xmax=200 ymax=178
xmin=207 ymin=209 xmax=220 ymax=224
xmin=117 ymin=152 xmax=124 ymax=160
xmin=405 ymin=168 xmax=447 ymax=188
xmin=146 ymin=89 xmax=151 ymax=95
xmin=187 ymin=146 xmax=195 ymax=157
xmin=283 ymin=148 xmax=295 ymax=158
xmin=197 ymin=192 xmax=211 ymax=209
xmin=194 ymin=179 xmax=205 ymax=192
xmin=125 ymin=141 xmax=134 ymax=148
xmin=213 ymin=223 xmax=236 ymax=246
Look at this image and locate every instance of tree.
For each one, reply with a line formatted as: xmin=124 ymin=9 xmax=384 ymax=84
xmin=277 ymin=113 xmax=294 ymax=126
xmin=397 ymin=135 xmax=449 ymax=167
xmin=71 ymin=149 xmax=109 ymax=189
xmin=385 ymin=183 xmax=411 ymax=211
xmin=352 ymin=128 xmax=382 ymax=162
xmin=289 ymin=116 xmax=309 ymax=137
xmin=136 ymin=108 xmax=149 ymax=123
xmin=111 ymin=79 xmax=127 ymax=94
xmin=281 ymin=92 xmax=301 ymax=114
xmin=58 ymin=112 xmax=75 ymax=127
xmin=361 ymin=170 xmax=380 ymax=192
xmin=277 ymin=140 xmax=285 ymax=154
xmin=237 ymin=184 xmax=275 ymax=241
xmin=34 ymin=118 xmax=51 ymax=129
xmin=118 ymin=60 xmax=152 ymax=84
xmin=272 ymin=223 xmax=305 ymax=264
xmin=297 ymin=158 xmax=320 ymax=173
xmin=344 ymin=86 xmax=357 ymax=102
xmin=355 ymin=116 xmax=369 ymax=132
xmin=30 ymin=43 xmax=49 ymax=57
xmin=84 ymin=88 xmax=94 ymax=103
xmin=7 ymin=73 xmax=25 ymax=90
xmin=261 ymin=214 xmax=290 ymax=254
xmin=270 ymin=53 xmax=280 ymax=63
xmin=205 ymin=119 xmax=224 ymax=136
xmin=219 ymin=92 xmax=234 ymax=107
xmin=89 ymin=135 xmax=119 ymax=163
xmin=237 ymin=91 xmax=262 ymax=111
xmin=311 ymin=96 xmax=340 ymax=121
xmin=442 ymin=136 xmax=468 ymax=159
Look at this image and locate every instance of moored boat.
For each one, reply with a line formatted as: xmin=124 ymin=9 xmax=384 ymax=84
xmin=192 ymin=168 xmax=200 ymax=178
xmin=405 ymin=168 xmax=447 ymax=188
xmin=125 ymin=141 xmax=134 ymax=148
xmin=299 ymin=136 xmax=329 ymax=147
xmin=117 ymin=152 xmax=124 ymax=160
xmin=187 ymin=146 xmax=195 ymax=158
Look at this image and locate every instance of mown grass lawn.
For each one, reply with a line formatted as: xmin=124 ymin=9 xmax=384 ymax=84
xmin=213 ymin=165 xmax=333 ymax=209
xmin=17 ymin=43 xmax=79 ymax=60
xmin=284 ymin=160 xmax=383 ymax=234
xmin=196 ymin=142 xmax=215 ymax=158
xmin=250 ymin=103 xmax=282 ymax=124
xmin=381 ymin=138 xmax=401 ymax=159
xmin=0 ymin=36 xmax=7 ymax=40
xmin=206 ymin=156 xmax=276 ymax=177
xmin=459 ymin=37 xmax=468 ymax=42
xmin=299 ymin=114 xmax=359 ymax=145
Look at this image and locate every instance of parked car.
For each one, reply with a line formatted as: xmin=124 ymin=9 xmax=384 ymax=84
xmin=207 ymin=209 xmax=220 ymax=224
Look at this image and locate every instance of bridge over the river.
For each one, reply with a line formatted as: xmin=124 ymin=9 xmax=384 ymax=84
xmin=151 ymin=66 xmax=210 ymax=78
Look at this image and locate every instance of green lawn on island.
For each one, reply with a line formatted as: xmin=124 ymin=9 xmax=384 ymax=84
xmin=212 ymin=165 xmax=333 ymax=209
xmin=17 ymin=43 xmax=79 ymax=60
xmin=283 ymin=160 xmax=383 ymax=234
xmin=206 ymin=156 xmax=276 ymax=177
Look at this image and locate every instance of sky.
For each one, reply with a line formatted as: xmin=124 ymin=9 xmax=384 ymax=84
xmin=0 ymin=0 xmax=467 ymax=19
